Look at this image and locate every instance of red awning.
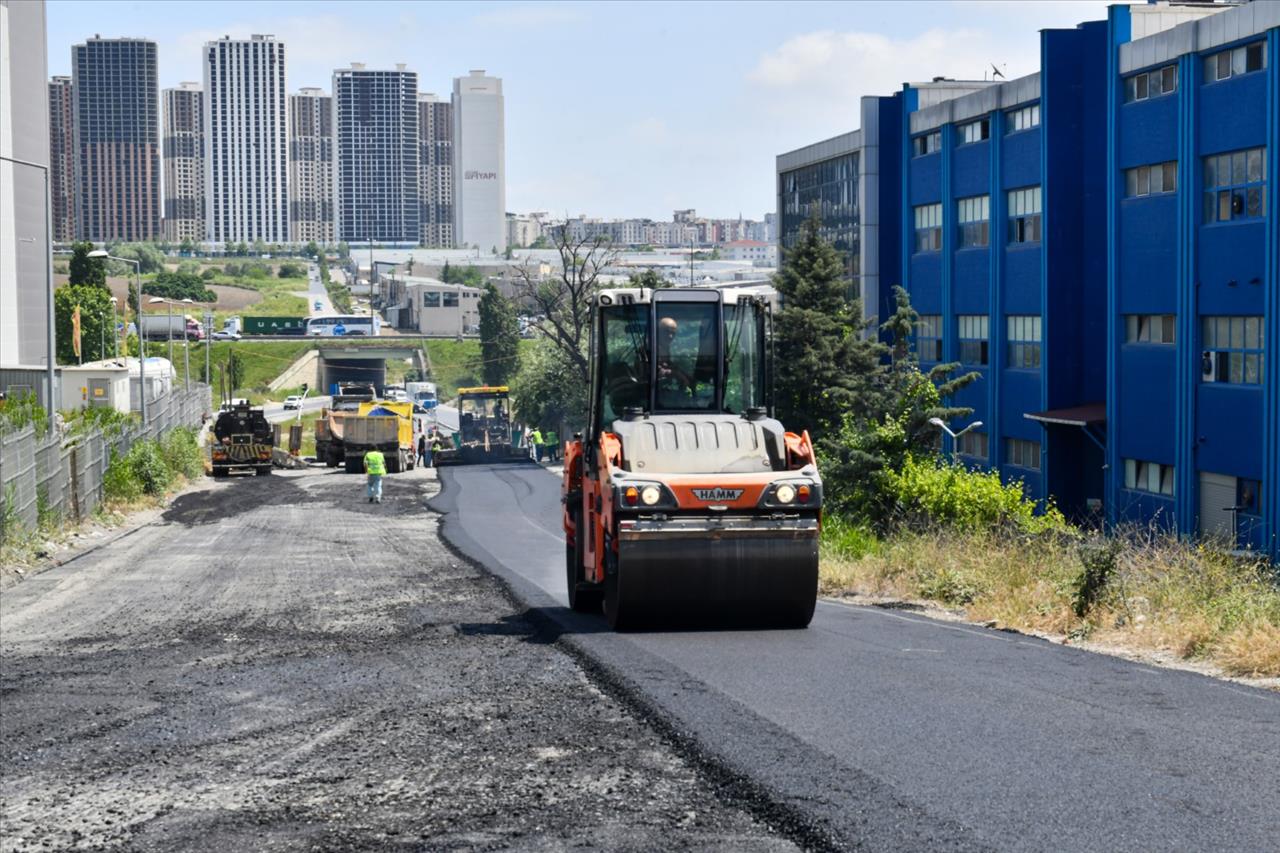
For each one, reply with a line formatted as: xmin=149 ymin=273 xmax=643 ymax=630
xmin=1024 ymin=403 xmax=1106 ymax=427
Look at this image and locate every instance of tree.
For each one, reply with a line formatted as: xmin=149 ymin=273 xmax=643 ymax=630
xmin=441 ymin=260 xmax=452 ymax=283
xmin=178 ymin=238 xmax=196 ymax=256
xmin=479 ymin=283 xmax=521 ymax=386
xmin=510 ymin=228 xmax=619 ymax=388
xmin=303 ymin=240 xmax=320 ymax=259
xmin=105 ymin=242 xmax=164 ymax=274
xmin=68 ymin=241 xmax=108 ymax=289
xmin=336 ymin=241 xmax=350 ymax=259
xmin=226 ymin=349 xmax=245 ymax=394
xmin=513 ymin=339 xmax=588 ymax=434
xmin=772 ymin=215 xmax=885 ymax=440
xmin=626 ymin=268 xmax=671 ymax=290
xmin=54 ymin=284 xmax=116 ymax=364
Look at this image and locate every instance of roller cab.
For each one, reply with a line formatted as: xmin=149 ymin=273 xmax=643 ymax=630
xmin=563 ymin=287 xmax=821 ymax=630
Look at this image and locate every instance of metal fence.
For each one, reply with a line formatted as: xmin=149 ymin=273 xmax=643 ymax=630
xmin=0 ymin=385 xmax=211 ymax=541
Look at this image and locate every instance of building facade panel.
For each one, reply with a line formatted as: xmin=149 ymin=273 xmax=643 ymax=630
xmin=203 ymin=35 xmax=289 ymax=245
xmin=451 ymin=70 xmax=506 ymax=252
xmin=48 ymin=76 xmax=75 ymax=242
xmin=163 ymin=83 xmax=205 ymax=243
xmin=333 ymin=66 xmax=419 ymax=244
xmin=288 ymin=88 xmax=333 ymax=243
xmin=71 ymin=37 xmax=161 ymax=242
xmin=418 ymin=94 xmax=454 ymax=247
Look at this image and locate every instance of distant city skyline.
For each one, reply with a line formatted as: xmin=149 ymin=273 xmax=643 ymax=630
xmin=44 ymin=0 xmax=1111 ymax=221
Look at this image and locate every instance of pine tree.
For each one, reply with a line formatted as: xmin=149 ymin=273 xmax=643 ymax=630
xmin=772 ymin=216 xmax=886 ymax=440
xmin=68 ymin=241 xmax=107 ymax=289
xmin=479 ymin=283 xmax=521 ymax=386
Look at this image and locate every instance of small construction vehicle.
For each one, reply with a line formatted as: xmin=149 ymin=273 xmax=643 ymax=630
xmin=434 ymin=386 xmax=526 ymax=465
xmin=210 ymin=400 xmax=274 ymax=477
xmin=562 ymin=287 xmax=821 ymax=629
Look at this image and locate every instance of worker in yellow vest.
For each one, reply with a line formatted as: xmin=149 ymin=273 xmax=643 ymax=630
xmin=364 ymin=448 xmax=387 ymax=503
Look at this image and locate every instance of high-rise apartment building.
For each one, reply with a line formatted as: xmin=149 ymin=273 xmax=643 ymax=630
xmin=451 ymin=70 xmax=505 ymax=252
xmin=47 ymin=75 xmax=75 ymax=243
xmin=332 ymin=64 xmax=419 ymax=244
xmin=417 ymin=93 xmax=453 ymax=248
xmin=1 ymin=0 xmax=53 ymax=394
xmin=203 ymin=35 xmax=289 ymax=245
xmin=71 ymin=36 xmax=161 ymax=242
xmin=162 ymin=82 xmax=205 ymax=243
xmin=288 ymin=87 xmax=333 ymax=243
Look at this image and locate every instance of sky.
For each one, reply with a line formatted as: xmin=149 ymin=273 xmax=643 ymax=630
xmin=45 ymin=0 xmax=1114 ymax=222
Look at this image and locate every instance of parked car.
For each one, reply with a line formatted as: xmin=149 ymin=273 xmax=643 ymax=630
xmin=211 ymin=330 xmax=242 ymax=341
xmin=283 ymin=395 xmax=303 ymax=411
xmin=314 ymin=300 xmax=323 ymax=311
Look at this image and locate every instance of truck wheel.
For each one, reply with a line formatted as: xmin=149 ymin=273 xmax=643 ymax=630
xmin=211 ymin=467 xmax=227 ymax=478
xmin=387 ymin=456 xmax=400 ymax=474
xmin=344 ymin=456 xmax=362 ymax=474
xmin=256 ymin=466 xmax=272 ymax=476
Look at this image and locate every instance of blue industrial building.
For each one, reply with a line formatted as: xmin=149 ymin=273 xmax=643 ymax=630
xmin=777 ymin=1 xmax=1279 ymax=557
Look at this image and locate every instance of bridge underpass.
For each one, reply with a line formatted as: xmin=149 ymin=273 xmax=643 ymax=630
xmin=317 ymin=344 xmax=425 ymax=394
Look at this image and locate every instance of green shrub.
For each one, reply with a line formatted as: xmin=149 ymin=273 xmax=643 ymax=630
xmin=66 ymin=406 xmax=136 ymax=437
xmin=103 ymin=447 xmax=142 ymax=502
xmin=0 ymin=391 xmax=49 ymax=434
xmin=821 ymin=514 xmax=880 ymax=561
xmin=159 ymin=427 xmax=204 ymax=479
xmin=201 ymin=268 xmax=217 ymax=281
xmin=885 ymin=455 xmax=1070 ymax=536
xmin=126 ymin=440 xmax=171 ymax=495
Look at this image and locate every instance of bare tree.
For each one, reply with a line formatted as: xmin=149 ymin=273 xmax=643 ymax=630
xmin=510 ymin=226 xmax=620 ymax=385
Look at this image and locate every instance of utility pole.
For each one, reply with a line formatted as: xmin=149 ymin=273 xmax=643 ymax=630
xmin=204 ymin=309 xmax=212 ymax=385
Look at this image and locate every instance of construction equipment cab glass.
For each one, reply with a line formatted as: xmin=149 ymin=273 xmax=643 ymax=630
xmin=594 ymin=289 xmax=766 ymax=430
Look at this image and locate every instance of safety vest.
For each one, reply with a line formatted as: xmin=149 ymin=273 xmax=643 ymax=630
xmin=364 ymin=450 xmax=387 ymax=475
xmin=530 ymin=429 xmax=543 ymax=445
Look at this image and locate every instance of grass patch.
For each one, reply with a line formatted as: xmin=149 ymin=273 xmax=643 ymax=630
xmin=820 ymin=524 xmax=1280 ymax=677
xmin=426 ymin=338 xmax=536 ymax=401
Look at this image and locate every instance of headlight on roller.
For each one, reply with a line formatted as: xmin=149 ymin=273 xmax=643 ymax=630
xmin=774 ymin=483 xmax=797 ymax=504
xmin=640 ymin=485 xmax=661 ymax=506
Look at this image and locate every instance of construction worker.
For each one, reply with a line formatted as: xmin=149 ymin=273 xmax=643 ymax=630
xmin=545 ymin=428 xmax=559 ymax=462
xmin=417 ymin=432 xmax=428 ymax=467
xmin=529 ymin=426 xmax=543 ymax=462
xmin=364 ymin=446 xmax=386 ymax=503
xmin=430 ymin=430 xmax=444 ymax=466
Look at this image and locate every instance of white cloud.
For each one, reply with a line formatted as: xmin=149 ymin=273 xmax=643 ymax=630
xmin=747 ymin=25 xmax=1043 ymax=146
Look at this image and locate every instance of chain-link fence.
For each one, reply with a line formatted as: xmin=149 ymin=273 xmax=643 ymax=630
xmin=0 ymin=385 xmax=211 ymax=541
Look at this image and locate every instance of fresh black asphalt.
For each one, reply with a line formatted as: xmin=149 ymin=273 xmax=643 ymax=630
xmin=434 ymin=462 xmax=1280 ymax=853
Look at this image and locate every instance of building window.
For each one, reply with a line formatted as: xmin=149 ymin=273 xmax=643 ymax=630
xmin=912 ymin=131 xmax=941 ymax=157
xmin=1124 ymin=458 xmax=1175 ymax=496
xmin=1124 ymin=65 xmax=1178 ymax=102
xmin=1203 ymin=42 xmax=1267 ymax=83
xmin=423 ymin=291 xmax=440 ymax=307
xmin=1202 ymin=316 xmax=1265 ymax=385
xmin=957 ymin=315 xmax=989 ymax=365
xmin=958 ymin=118 xmax=990 ymax=145
xmin=1007 ymin=315 xmax=1041 ymax=369
xmin=1124 ymin=161 xmax=1177 ymax=197
xmin=916 ymin=315 xmax=942 ymax=362
xmin=914 ymin=203 xmax=942 ymax=252
xmin=1125 ymin=314 xmax=1176 ymax=344
xmin=1203 ymin=147 xmax=1267 ymax=223
xmin=1006 ymin=438 xmax=1041 ymax=471
xmin=1007 ymin=186 xmax=1042 ymax=244
xmin=957 ymin=195 xmax=990 ymax=248
xmin=443 ymin=292 xmax=459 ymax=307
xmin=957 ymin=430 xmax=988 ymax=459
xmin=1237 ymin=478 xmax=1262 ymax=517
xmin=1005 ymin=103 xmax=1040 ymax=133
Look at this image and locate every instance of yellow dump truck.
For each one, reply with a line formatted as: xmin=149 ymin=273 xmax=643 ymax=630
xmin=341 ymin=401 xmax=416 ymax=474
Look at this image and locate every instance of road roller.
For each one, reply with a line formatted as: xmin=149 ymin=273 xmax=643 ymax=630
xmin=562 ymin=287 xmax=821 ymax=630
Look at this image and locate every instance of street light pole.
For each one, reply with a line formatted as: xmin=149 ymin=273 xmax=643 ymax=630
xmin=204 ymin=308 xmax=212 ymax=385
xmin=89 ymin=251 xmax=144 ymax=422
xmin=929 ymin=417 xmax=985 ymax=463
xmin=0 ymin=154 xmax=55 ymax=419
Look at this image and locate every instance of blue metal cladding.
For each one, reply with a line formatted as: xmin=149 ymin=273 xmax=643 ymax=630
xmin=1107 ymin=19 xmax=1278 ymax=557
xmin=1264 ymin=27 xmax=1280 ymax=558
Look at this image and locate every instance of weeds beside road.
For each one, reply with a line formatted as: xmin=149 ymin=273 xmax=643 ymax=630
xmin=821 ymin=520 xmax=1280 ymax=680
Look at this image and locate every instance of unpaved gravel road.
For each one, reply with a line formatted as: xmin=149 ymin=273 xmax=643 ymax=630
xmin=1 ymin=466 xmax=794 ymax=851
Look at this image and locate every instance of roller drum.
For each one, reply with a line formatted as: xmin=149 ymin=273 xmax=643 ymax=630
xmin=606 ymin=516 xmax=818 ymax=630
